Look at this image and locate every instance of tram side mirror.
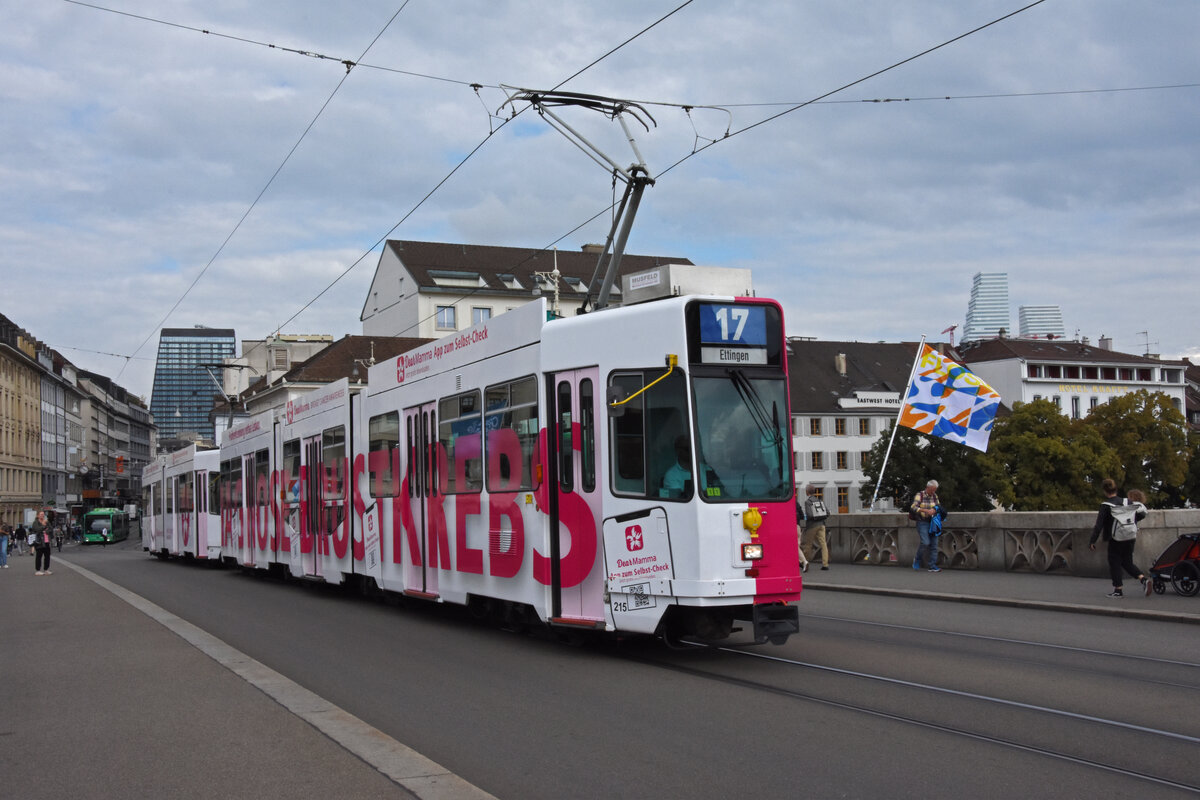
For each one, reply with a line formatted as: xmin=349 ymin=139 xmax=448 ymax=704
xmin=606 ymin=386 xmax=627 ymax=418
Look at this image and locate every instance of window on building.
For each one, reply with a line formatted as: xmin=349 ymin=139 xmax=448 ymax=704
xmin=810 ymin=452 xmax=823 ymax=470
xmin=812 ymin=486 xmax=825 ymax=502
xmin=1033 ymin=394 xmax=1042 ymax=402
xmin=1162 ymin=368 xmax=1182 ymax=383
xmin=858 ymin=418 xmax=870 ymax=436
xmin=809 ymin=418 xmax=822 ymax=436
xmin=1052 ymin=396 xmax=1061 ymax=409
xmin=1071 ymin=397 xmax=1080 ymax=419
xmin=435 ymin=305 xmax=456 ymax=330
xmin=837 ymin=486 xmax=849 ymax=513
xmin=1089 ymin=397 xmax=1099 ymax=412
xmin=1101 ymin=367 xmax=1116 ymax=380
xmin=1084 ymin=366 xmax=1098 ymax=380
xmin=1136 ymin=368 xmax=1153 ymax=382
xmin=1046 ymin=365 xmax=1062 ymax=379
xmin=472 ymin=307 xmax=492 ymax=325
xmin=835 ymin=452 xmax=848 ymax=470
xmin=1118 ymin=368 xmax=1133 ymax=381
xmin=1064 ymin=366 xmax=1080 ymax=379
xmin=834 ymin=418 xmax=846 ymax=436
xmin=1027 ymin=364 xmax=1041 ymax=378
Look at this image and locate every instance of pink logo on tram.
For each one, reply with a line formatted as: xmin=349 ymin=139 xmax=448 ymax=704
xmin=625 ymin=525 xmax=643 ymax=552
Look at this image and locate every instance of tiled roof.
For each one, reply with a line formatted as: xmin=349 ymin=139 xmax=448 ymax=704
xmin=385 ymin=240 xmax=694 ymax=294
xmin=958 ymin=337 xmax=1166 ymax=365
xmin=786 ymin=340 xmax=944 ymax=414
xmin=243 ymin=335 xmax=431 ymax=395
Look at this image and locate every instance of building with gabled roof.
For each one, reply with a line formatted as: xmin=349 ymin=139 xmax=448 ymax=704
xmin=958 ymin=337 xmax=1187 ymax=420
xmin=360 ymin=240 xmax=695 ymax=338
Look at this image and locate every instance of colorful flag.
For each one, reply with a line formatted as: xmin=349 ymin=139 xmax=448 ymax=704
xmin=898 ymin=344 xmax=1001 ymax=452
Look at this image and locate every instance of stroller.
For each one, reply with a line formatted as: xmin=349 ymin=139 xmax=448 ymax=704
xmin=1148 ymin=532 xmax=1200 ymax=597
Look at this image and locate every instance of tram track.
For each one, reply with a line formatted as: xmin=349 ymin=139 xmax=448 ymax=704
xmin=799 ymin=611 xmax=1200 ymax=670
xmin=626 ymin=641 xmax=1200 ymax=794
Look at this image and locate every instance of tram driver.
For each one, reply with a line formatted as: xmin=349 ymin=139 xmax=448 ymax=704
xmin=660 ymin=436 xmax=693 ymax=498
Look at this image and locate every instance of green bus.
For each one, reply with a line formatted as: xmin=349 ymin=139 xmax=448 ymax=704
xmin=82 ymin=507 xmax=130 ymax=544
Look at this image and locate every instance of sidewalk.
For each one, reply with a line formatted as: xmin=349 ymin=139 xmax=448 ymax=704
xmin=0 ymin=553 xmax=494 ymax=800
xmin=801 ymin=562 xmax=1200 ymax=624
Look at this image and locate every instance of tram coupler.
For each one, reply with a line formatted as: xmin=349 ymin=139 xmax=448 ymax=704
xmin=752 ymin=603 xmax=799 ymax=645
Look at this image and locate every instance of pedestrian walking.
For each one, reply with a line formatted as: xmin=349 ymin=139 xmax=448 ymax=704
xmin=800 ymin=485 xmax=830 ymax=570
xmin=1089 ymin=478 xmax=1149 ymax=598
xmin=0 ymin=523 xmax=10 ymax=568
xmin=794 ymin=496 xmax=811 ymax=573
xmin=31 ymin=510 xmax=54 ymax=576
xmin=911 ymin=479 xmax=942 ymax=572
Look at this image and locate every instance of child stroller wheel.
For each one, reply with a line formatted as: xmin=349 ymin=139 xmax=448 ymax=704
xmin=1171 ymin=561 xmax=1199 ymax=597
xmin=1152 ymin=577 xmax=1166 ymax=595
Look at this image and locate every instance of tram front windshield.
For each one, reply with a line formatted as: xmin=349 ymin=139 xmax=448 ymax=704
xmin=692 ymin=370 xmax=790 ymax=502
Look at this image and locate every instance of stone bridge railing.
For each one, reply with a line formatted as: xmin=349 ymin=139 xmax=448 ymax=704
xmin=823 ymin=510 xmax=1200 ymax=578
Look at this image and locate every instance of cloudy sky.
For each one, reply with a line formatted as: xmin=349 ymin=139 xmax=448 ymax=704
xmin=3 ymin=1 xmax=1197 ymax=400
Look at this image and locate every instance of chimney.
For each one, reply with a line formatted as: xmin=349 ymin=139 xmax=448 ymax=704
xmin=835 ymin=353 xmax=847 ymax=377
xmin=581 ymin=243 xmax=606 ymax=255
xmin=1098 ymin=336 xmax=1113 ymax=351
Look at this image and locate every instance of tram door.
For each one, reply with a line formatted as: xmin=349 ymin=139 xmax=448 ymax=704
xmin=301 ymin=436 xmax=323 ymax=577
xmin=402 ymin=403 xmax=438 ymax=597
xmin=549 ymin=369 xmax=603 ymax=621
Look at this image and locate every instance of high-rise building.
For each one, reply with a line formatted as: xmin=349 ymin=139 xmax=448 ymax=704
xmin=1018 ymin=305 xmax=1066 ymax=339
xmin=962 ymin=272 xmax=1010 ymax=342
xmin=150 ymin=326 xmax=236 ymax=446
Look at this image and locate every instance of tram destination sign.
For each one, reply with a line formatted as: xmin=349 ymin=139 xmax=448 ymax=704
xmin=698 ymin=303 xmax=768 ymax=365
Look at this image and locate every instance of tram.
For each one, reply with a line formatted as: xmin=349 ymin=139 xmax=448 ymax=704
xmin=143 ymin=295 xmax=802 ymax=644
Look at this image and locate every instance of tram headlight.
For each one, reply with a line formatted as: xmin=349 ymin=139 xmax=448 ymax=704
xmin=741 ymin=542 xmax=764 ymax=561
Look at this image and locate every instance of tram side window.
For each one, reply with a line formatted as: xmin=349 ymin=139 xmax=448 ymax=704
xmin=208 ymin=470 xmax=220 ymax=514
xmin=229 ymin=458 xmax=243 ymax=509
xmin=219 ymin=460 xmax=231 ymax=511
xmin=484 ymin=376 xmax=538 ymax=491
xmin=166 ymin=478 xmax=175 ymax=513
xmin=322 ymin=427 xmax=346 ymax=500
xmin=609 ymin=369 xmax=690 ymax=500
xmin=180 ymin=471 xmax=194 ymax=512
xmin=368 ymin=411 xmax=400 ymax=497
xmin=255 ymin=449 xmax=270 ymax=508
xmin=282 ymin=439 xmax=300 ymax=503
xmin=439 ymin=391 xmax=482 ymax=494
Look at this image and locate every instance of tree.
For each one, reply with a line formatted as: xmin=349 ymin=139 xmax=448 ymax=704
xmin=859 ymin=423 xmax=992 ymax=512
xmin=977 ymin=399 xmax=1119 ymax=510
xmin=1084 ymin=390 xmax=1188 ymax=506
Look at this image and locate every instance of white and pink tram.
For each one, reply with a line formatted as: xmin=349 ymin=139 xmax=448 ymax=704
xmin=141 ymin=443 xmax=220 ymax=560
xmin=144 ymin=295 xmax=802 ymax=644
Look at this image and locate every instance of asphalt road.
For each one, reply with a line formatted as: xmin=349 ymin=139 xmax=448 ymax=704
xmin=55 ymin=541 xmax=1200 ymax=799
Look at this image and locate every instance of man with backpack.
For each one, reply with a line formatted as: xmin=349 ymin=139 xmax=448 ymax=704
xmin=910 ymin=480 xmax=942 ymax=572
xmin=1089 ymin=478 xmax=1149 ymax=598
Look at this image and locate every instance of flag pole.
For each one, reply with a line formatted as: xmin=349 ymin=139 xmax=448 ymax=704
xmin=869 ymin=335 xmax=926 ymax=511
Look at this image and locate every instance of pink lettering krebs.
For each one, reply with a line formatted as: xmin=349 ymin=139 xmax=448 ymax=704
xmin=625 ymin=524 xmax=644 ymax=552
xmin=286 ymin=401 xmax=295 ymax=425
xmin=396 ymin=356 xmax=405 ymax=384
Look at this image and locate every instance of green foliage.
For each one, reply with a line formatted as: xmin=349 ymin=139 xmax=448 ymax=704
xmin=859 ymin=424 xmax=992 ymax=512
xmin=1082 ymin=390 xmax=1188 ymax=506
xmin=977 ymin=399 xmax=1119 ymax=510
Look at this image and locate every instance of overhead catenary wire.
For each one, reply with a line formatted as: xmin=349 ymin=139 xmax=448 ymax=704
xmin=115 ymin=3 xmax=413 ymax=381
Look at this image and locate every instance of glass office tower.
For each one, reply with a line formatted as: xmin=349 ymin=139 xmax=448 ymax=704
xmin=149 ymin=327 xmax=236 ymax=445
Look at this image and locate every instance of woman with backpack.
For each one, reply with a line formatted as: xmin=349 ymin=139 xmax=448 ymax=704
xmin=1089 ymin=479 xmax=1149 ymax=598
